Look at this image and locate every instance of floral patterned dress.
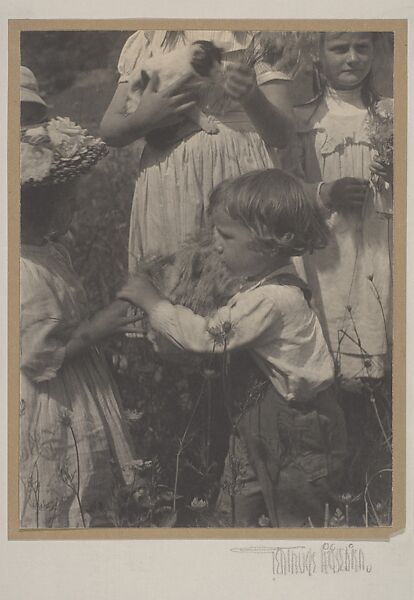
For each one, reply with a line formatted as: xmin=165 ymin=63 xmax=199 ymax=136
xmin=117 ymin=30 xmax=292 ymax=269
xmin=20 ymin=242 xmax=135 ymax=528
xmin=292 ymin=86 xmax=392 ymax=379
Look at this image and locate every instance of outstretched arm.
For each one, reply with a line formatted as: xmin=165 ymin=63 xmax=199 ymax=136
xmin=224 ymin=63 xmax=295 ymax=149
xmin=118 ymin=275 xmax=277 ymax=354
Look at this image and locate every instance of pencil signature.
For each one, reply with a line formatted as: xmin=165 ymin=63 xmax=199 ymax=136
xmin=231 ymin=543 xmax=372 ymax=576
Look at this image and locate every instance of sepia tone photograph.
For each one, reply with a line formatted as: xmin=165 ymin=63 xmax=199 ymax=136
xmin=14 ymin=24 xmax=399 ymax=533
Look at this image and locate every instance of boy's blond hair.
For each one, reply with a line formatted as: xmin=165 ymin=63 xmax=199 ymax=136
xmin=209 ymin=168 xmax=330 ymax=257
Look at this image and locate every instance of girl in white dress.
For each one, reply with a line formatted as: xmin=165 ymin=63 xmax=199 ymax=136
xmin=292 ymin=32 xmax=393 ymax=380
xmin=100 ymin=30 xmax=296 ymax=268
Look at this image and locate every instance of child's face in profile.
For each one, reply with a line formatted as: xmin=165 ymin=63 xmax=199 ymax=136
xmin=320 ymin=32 xmax=374 ymax=91
xmin=213 ymin=207 xmax=267 ymax=278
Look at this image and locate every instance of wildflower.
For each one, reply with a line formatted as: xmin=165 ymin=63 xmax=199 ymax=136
xmin=375 ymin=98 xmax=394 ymax=120
xmin=190 ymin=497 xmax=208 ymax=511
xmin=207 ymin=318 xmax=236 ymax=347
xmin=124 ymin=409 xmax=144 ymax=422
xmin=329 ymin=508 xmax=345 ymax=527
xmin=122 ymin=458 xmax=144 ymax=471
xmin=133 ymin=488 xmax=146 ymax=502
xmin=346 ymin=305 xmax=352 ymax=313
xmin=366 ymin=98 xmax=393 ymax=192
xmin=59 ymin=409 xmax=73 ymax=429
xmin=202 ymin=367 xmax=219 ymax=380
xmin=340 ymin=491 xmax=362 ymax=504
xmin=367 ymin=273 xmax=374 ymax=282
xmin=258 ymin=514 xmax=271 ymax=527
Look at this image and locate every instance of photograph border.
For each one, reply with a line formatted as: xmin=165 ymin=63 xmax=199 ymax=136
xmin=8 ymin=17 xmax=407 ymax=541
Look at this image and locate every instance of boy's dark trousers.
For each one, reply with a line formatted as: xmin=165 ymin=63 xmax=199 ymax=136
xmin=217 ymin=367 xmax=347 ymax=528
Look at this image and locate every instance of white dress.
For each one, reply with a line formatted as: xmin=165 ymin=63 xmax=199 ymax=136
xmin=20 ymin=242 xmax=135 ymax=528
xmin=293 ymin=87 xmax=392 ymax=379
xmin=117 ymin=30 xmax=292 ymax=268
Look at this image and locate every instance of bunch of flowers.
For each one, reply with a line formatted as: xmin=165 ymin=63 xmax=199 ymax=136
xmin=366 ymin=98 xmax=394 ymax=191
xmin=21 ymin=116 xmax=108 ymax=187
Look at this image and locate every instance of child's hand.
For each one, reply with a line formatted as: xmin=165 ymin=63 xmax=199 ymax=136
xmin=369 ymin=157 xmax=393 ymax=185
xmin=223 ymin=63 xmax=258 ymax=105
xmin=118 ymin=275 xmax=163 ymax=313
xmin=320 ymin=178 xmax=370 ymax=211
xmin=133 ymin=72 xmax=200 ymax=131
xmin=88 ymin=299 xmax=143 ymax=342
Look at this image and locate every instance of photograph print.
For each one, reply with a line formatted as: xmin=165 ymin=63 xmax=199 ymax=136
xmin=16 ymin=26 xmax=396 ymax=531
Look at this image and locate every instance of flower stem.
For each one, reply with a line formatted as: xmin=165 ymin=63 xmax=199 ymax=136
xmin=369 ymin=279 xmax=389 ymax=349
xmin=69 ymin=423 xmax=86 ymax=528
xmin=173 ymin=446 xmax=183 ymax=513
xmin=171 ymin=359 xmax=212 ymax=512
xmin=370 ymin=395 xmax=392 ymax=454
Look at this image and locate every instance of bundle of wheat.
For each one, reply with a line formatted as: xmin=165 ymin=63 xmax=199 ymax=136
xmin=136 ymin=231 xmax=242 ymax=364
xmin=139 ymin=230 xmax=241 ymax=317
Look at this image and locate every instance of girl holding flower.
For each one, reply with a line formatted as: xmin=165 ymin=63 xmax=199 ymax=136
xmin=292 ymin=32 xmax=393 ymax=381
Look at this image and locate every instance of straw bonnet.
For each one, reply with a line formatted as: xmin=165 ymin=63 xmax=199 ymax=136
xmin=21 ymin=116 xmax=108 ymax=187
xmin=20 ymin=66 xmax=47 ymax=107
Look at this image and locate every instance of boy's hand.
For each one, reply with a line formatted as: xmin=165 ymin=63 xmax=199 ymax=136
xmin=223 ymin=63 xmax=258 ymax=105
xmin=118 ymin=275 xmax=163 ymax=314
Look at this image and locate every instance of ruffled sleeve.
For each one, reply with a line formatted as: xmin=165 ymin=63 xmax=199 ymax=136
xmin=20 ymin=258 xmax=69 ymax=382
xmin=148 ymin=288 xmax=279 ymax=354
xmin=117 ymin=31 xmax=152 ymax=83
xmin=254 ymin=60 xmax=293 ymax=86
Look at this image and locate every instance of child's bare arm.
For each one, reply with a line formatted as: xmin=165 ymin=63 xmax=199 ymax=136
xmin=224 ymin=63 xmax=294 ymax=149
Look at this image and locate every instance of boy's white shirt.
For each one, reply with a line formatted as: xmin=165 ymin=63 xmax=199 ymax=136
xmin=149 ymin=263 xmax=335 ymax=402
